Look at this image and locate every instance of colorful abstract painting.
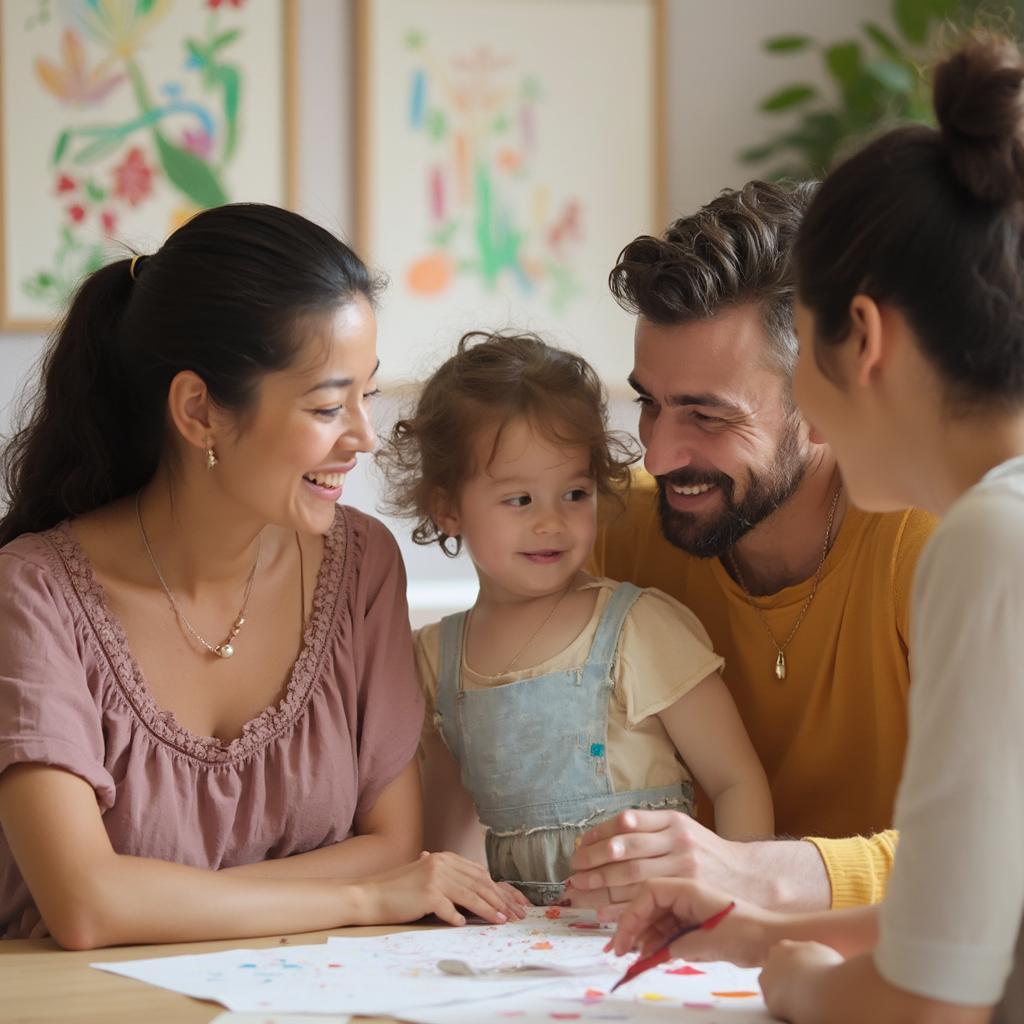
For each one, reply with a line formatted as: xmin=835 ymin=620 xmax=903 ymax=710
xmin=358 ymin=0 xmax=661 ymax=387
xmin=1 ymin=0 xmax=293 ymax=328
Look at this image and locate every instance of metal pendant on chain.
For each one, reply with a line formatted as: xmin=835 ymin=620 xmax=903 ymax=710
xmin=728 ymin=482 xmax=842 ymax=681
xmin=135 ymin=493 xmax=260 ymax=659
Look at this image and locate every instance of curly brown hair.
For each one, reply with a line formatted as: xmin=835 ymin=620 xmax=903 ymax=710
xmin=377 ymin=331 xmax=639 ymax=555
xmin=608 ymin=180 xmax=817 ymax=379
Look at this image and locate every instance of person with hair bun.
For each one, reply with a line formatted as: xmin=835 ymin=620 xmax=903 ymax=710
xmin=0 ymin=203 xmax=525 ymax=948
xmin=608 ymin=33 xmax=1024 ymax=1022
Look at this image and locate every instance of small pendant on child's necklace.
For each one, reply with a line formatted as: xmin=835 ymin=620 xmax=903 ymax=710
xmin=775 ymin=651 xmax=787 ymax=680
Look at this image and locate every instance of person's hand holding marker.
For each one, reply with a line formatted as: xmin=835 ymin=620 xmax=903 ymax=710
xmin=607 ymin=878 xmax=779 ymax=967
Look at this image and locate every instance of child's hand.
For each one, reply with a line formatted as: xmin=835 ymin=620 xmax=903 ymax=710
xmin=352 ymin=851 xmax=525 ymax=927
xmin=608 ymin=878 xmax=776 ymax=967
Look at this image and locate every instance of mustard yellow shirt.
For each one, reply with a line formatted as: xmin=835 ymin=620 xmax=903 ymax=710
xmin=591 ymin=471 xmax=936 ymax=908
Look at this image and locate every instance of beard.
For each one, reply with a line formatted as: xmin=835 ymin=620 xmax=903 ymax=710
xmin=656 ymin=417 xmax=807 ymax=559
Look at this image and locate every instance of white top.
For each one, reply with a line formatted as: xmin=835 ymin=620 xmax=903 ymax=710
xmin=875 ymin=455 xmax=1024 ymax=1018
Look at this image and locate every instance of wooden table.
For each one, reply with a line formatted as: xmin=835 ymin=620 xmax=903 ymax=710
xmin=1 ymin=925 xmax=419 ymax=1023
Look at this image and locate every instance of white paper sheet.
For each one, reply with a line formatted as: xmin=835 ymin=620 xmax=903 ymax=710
xmin=92 ymin=940 xmax=555 ymax=1015
xmin=92 ymin=908 xmax=772 ymax=1021
xmin=209 ymin=1015 xmax=350 ymax=1024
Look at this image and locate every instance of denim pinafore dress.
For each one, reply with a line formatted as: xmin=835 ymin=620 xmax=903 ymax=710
xmin=434 ymin=581 xmax=695 ymax=905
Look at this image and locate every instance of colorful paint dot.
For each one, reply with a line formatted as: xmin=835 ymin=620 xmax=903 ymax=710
xmin=531 ymin=940 xmax=553 ymax=950
xmin=711 ymin=990 xmax=760 ymax=998
xmin=568 ymin=921 xmax=603 ymax=930
xmin=239 ymin=963 xmax=257 ymax=968
xmin=666 ymin=964 xmax=705 ymax=975
xmin=545 ymin=907 xmax=561 ymax=919
xmin=683 ymin=1002 xmax=714 ymax=1010
xmin=640 ymin=992 xmax=669 ymax=1001
xmin=327 ymin=962 xmax=342 ymax=968
xmin=589 ymin=742 xmax=605 ymax=757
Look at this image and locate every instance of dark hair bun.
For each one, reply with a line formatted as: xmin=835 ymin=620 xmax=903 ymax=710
xmin=934 ymin=34 xmax=1024 ymax=204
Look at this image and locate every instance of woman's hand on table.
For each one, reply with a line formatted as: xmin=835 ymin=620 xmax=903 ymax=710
xmin=350 ymin=851 xmax=529 ymax=927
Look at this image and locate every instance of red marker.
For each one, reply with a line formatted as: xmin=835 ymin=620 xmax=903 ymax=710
xmin=609 ymin=901 xmax=736 ymax=993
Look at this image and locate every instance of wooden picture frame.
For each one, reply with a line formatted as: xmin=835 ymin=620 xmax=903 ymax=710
xmin=0 ymin=0 xmax=297 ymax=331
xmin=354 ymin=0 xmax=665 ymax=388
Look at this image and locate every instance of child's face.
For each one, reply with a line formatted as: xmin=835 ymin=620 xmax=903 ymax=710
xmin=443 ymin=417 xmax=597 ymax=601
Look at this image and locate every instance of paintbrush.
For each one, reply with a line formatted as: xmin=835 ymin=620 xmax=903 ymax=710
xmin=609 ymin=900 xmax=736 ymax=992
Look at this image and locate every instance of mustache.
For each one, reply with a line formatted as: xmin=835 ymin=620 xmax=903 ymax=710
xmin=656 ymin=468 xmax=734 ymax=491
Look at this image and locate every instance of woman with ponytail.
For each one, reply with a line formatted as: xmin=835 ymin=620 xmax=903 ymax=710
xmin=606 ymin=34 xmax=1024 ymax=1023
xmin=0 ymin=204 xmax=524 ymax=948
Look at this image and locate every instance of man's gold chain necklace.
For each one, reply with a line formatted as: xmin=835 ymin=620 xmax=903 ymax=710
xmin=726 ymin=482 xmax=842 ymax=681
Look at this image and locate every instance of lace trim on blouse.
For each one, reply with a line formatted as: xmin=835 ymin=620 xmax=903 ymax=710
xmin=42 ymin=507 xmax=361 ymax=765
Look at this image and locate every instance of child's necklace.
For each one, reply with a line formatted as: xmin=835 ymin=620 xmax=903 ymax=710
xmin=475 ymin=581 xmax=576 ymax=675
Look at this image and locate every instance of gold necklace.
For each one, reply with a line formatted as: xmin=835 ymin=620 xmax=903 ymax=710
xmin=471 ymin=582 xmax=576 ymax=675
xmin=136 ymin=493 xmax=260 ymax=659
xmin=726 ymin=482 xmax=842 ymax=681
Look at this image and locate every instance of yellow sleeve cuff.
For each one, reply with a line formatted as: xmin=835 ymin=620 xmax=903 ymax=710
xmin=804 ymin=830 xmax=899 ymax=909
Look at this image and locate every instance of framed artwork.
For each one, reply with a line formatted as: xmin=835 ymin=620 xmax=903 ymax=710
xmin=355 ymin=0 xmax=664 ymax=388
xmin=0 ymin=0 xmax=296 ymax=331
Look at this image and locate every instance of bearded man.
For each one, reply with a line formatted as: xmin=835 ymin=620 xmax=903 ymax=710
xmin=568 ymin=181 xmax=934 ymax=916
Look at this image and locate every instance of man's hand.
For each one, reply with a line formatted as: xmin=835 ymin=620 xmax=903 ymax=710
xmin=566 ymin=809 xmax=830 ymax=918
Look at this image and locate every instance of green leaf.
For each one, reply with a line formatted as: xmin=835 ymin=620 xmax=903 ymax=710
xmin=825 ymin=41 xmax=862 ymax=88
xmin=215 ymin=65 xmax=240 ymax=161
xmin=52 ymin=130 xmax=71 ymax=165
xmin=153 ymin=130 xmax=229 ymax=207
xmin=138 ymin=0 xmax=159 ymax=15
xmin=73 ymin=134 xmax=124 ymax=165
xmin=211 ymin=29 xmax=241 ymax=52
xmin=764 ymin=34 xmax=813 ymax=53
xmin=739 ymin=141 xmax=780 ymax=162
xmin=863 ymin=21 xmax=904 ymax=59
xmin=185 ymin=39 xmax=209 ymax=67
xmin=404 ymin=29 xmax=424 ymax=49
xmin=893 ymin=0 xmax=932 ymax=43
xmin=84 ymin=178 xmax=106 ymax=201
xmin=760 ymin=84 xmax=818 ymax=111
xmin=865 ymin=57 xmax=916 ymax=93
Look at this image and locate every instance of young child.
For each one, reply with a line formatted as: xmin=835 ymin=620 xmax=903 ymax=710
xmin=379 ymin=331 xmax=773 ymax=905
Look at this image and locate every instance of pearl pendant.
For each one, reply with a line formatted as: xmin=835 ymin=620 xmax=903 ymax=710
xmin=216 ymin=643 xmax=234 ymax=659
xmin=775 ymin=651 xmax=786 ymax=680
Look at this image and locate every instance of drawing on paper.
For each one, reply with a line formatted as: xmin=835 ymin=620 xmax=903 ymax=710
xmin=93 ymin=908 xmax=773 ymax=1021
xmin=0 ymin=0 xmax=291 ymax=327
xmin=401 ymin=33 xmax=584 ymax=313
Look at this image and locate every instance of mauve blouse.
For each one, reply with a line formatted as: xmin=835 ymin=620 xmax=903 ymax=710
xmin=0 ymin=505 xmax=424 ymax=939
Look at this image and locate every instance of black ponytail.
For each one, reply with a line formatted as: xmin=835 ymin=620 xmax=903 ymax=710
xmin=0 ymin=203 xmax=382 ymax=546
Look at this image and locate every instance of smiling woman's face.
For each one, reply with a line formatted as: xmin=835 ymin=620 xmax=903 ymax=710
xmin=212 ymin=295 xmax=380 ymax=535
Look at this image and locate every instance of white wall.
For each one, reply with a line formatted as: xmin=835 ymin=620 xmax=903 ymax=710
xmin=0 ymin=0 xmax=891 ymax=623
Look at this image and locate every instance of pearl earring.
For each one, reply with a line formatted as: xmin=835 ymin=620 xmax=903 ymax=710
xmin=206 ymin=445 xmax=218 ymax=470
